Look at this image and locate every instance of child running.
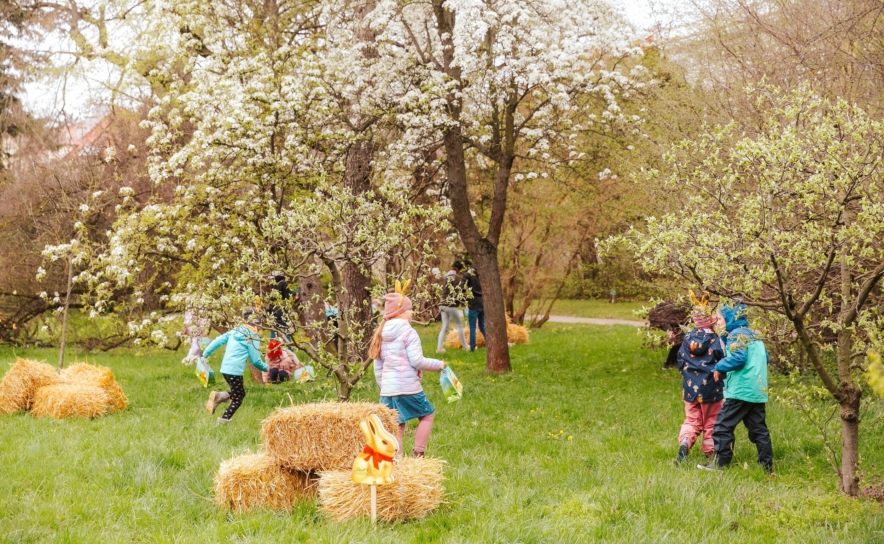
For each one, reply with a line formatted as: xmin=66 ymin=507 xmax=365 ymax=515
xmin=676 ymin=293 xmax=725 ymax=464
xmin=370 ymin=281 xmax=446 ymax=458
xmin=203 ymin=309 xmax=269 ymax=424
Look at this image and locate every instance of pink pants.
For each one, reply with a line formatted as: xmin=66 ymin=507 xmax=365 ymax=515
xmin=397 ymin=412 xmax=435 ymax=456
xmin=679 ymin=400 xmax=723 ymax=455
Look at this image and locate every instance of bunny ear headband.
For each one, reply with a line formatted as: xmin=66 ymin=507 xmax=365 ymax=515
xmin=395 ymin=279 xmax=412 ymax=309
xmin=689 ymin=289 xmax=713 ymax=317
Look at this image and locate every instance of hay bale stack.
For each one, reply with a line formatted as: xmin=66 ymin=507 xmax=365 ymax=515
xmin=506 ymin=322 xmax=530 ymax=344
xmin=445 ymin=328 xmax=484 ymax=349
xmin=262 ymin=402 xmax=399 ymax=471
xmin=0 ymin=358 xmax=60 ymax=414
xmin=60 ymin=363 xmax=128 ymax=412
xmin=318 ymin=457 xmax=445 ymax=522
xmin=30 ymin=384 xmax=109 ymax=419
xmin=445 ymin=324 xmax=529 ymax=347
xmin=214 ymin=452 xmax=317 ymax=512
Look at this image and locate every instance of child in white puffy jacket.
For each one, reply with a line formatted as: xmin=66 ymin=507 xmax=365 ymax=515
xmin=370 ymin=289 xmax=445 ymax=458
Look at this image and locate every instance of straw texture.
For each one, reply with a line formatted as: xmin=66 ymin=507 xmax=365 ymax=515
xmin=30 ymin=384 xmax=110 ymax=419
xmin=445 ymin=328 xmax=484 ymax=348
xmin=0 ymin=358 xmax=60 ymax=414
xmin=60 ymin=363 xmax=128 ymax=412
xmin=506 ymin=322 xmax=530 ymax=344
xmin=317 ymin=457 xmax=445 ymax=522
xmin=262 ymin=402 xmax=400 ymax=471
xmin=213 ymin=452 xmax=317 ymax=512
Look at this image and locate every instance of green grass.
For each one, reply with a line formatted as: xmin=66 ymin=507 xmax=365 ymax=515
xmin=530 ymin=298 xmax=649 ymax=321
xmin=2 ymin=324 xmax=884 ymax=543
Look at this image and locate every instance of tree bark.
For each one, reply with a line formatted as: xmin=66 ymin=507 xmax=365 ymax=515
xmin=839 ymin=391 xmax=861 ymax=495
xmin=57 ymin=257 xmax=74 ymax=370
xmin=342 ymin=138 xmax=376 ymax=362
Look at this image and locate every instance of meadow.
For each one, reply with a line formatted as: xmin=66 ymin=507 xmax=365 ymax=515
xmin=2 ymin=321 xmax=884 ymax=543
xmin=530 ymin=299 xmax=648 ymax=321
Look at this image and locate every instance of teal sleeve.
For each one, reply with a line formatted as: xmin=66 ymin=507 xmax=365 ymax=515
xmin=247 ymin=341 xmax=268 ymax=371
xmin=202 ymin=332 xmax=229 ymax=358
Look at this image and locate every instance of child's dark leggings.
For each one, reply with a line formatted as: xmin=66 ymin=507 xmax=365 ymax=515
xmin=221 ymin=373 xmax=246 ymax=420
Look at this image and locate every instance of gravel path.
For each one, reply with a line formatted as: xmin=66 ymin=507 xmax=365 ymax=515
xmin=533 ymin=315 xmax=647 ymax=327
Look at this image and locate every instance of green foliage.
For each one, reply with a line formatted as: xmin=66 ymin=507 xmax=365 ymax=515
xmin=2 ymin=325 xmax=884 ymax=541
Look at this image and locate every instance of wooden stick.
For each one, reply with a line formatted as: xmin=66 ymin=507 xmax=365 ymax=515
xmin=370 ymin=484 xmax=377 ymax=524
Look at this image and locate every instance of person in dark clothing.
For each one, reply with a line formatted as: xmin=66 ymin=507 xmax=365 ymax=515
xmin=462 ymin=264 xmax=485 ymax=351
xmin=268 ymin=272 xmax=292 ymax=340
xmin=698 ymin=301 xmax=774 ymax=474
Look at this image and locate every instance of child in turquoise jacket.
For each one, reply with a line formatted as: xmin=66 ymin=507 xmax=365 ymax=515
xmin=203 ymin=310 xmax=268 ymax=424
xmin=698 ymin=301 xmax=773 ymax=473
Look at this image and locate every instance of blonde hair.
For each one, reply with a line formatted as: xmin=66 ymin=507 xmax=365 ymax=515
xmin=368 ymin=320 xmax=386 ymax=359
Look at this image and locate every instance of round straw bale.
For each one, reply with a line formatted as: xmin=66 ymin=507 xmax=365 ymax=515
xmin=213 ymin=452 xmax=317 ymax=512
xmin=60 ymin=363 xmax=128 ymax=412
xmin=30 ymin=384 xmax=109 ymax=419
xmin=261 ymin=402 xmax=400 ymax=471
xmin=506 ymin=322 xmax=530 ymax=344
xmin=318 ymin=457 xmax=445 ymax=522
xmin=0 ymin=358 xmax=60 ymax=414
xmin=445 ymin=328 xmax=484 ymax=349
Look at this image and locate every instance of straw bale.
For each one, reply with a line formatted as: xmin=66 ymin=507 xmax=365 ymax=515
xmin=445 ymin=328 xmax=484 ymax=349
xmin=214 ymin=452 xmax=317 ymax=512
xmin=262 ymin=402 xmax=400 ymax=471
xmin=60 ymin=363 xmax=128 ymax=412
xmin=0 ymin=358 xmax=60 ymax=414
xmin=506 ymin=322 xmax=530 ymax=344
xmin=30 ymin=384 xmax=109 ymax=419
xmin=318 ymin=457 xmax=445 ymax=522
xmin=445 ymin=323 xmax=529 ymax=347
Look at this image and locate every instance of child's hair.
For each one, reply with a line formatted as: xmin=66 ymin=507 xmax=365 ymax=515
xmin=368 ymin=320 xmax=386 ymax=359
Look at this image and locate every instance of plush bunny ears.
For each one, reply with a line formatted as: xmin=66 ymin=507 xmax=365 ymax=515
xmin=689 ymin=289 xmax=713 ymax=317
xmin=395 ymin=279 xmax=411 ymax=309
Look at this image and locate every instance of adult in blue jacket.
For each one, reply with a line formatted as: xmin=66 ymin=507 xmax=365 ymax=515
xmin=699 ymin=301 xmax=774 ymax=473
xmin=203 ymin=310 xmax=269 ymax=424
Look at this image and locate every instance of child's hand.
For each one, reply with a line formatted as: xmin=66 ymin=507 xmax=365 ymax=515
xmin=440 ymin=361 xmax=446 ymax=370
xmin=713 ymin=371 xmax=720 ymax=382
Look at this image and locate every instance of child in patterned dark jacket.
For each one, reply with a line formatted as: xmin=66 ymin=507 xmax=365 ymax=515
xmin=676 ymin=297 xmax=726 ymax=464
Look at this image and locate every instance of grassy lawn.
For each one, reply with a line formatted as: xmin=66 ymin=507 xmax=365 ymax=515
xmin=2 ymin=324 xmax=884 ymax=542
xmin=530 ymin=298 xmax=649 ymax=321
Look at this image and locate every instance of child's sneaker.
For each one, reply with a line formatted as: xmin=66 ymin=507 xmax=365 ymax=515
xmin=436 ymin=348 xmax=446 ymax=354
xmin=216 ymin=417 xmax=231 ymax=425
xmin=697 ymin=456 xmax=724 ymax=471
xmin=206 ymin=391 xmax=229 ymax=415
xmin=676 ymin=439 xmax=690 ymax=465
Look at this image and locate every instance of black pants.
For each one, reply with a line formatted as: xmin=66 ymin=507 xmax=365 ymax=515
xmin=712 ymin=399 xmax=773 ymax=471
xmin=221 ymin=373 xmax=246 ymax=420
xmin=269 ymin=368 xmax=290 ymax=384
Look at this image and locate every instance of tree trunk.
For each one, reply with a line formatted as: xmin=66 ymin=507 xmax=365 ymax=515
xmin=58 ymin=257 xmax=74 ymax=370
xmin=471 ymin=240 xmax=512 ymax=373
xmin=336 ymin=367 xmax=352 ymax=402
xmin=342 ymin=137 xmax=376 ymax=362
xmin=839 ymin=390 xmax=861 ymax=495
xmin=341 ymin=262 xmax=372 ymax=360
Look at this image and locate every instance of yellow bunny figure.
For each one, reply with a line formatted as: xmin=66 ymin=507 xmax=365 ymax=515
xmin=351 ymin=414 xmax=400 ymax=485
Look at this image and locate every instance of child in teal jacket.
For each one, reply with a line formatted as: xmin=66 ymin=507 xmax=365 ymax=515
xmin=203 ymin=310 xmax=269 ymax=424
xmin=698 ymin=301 xmax=773 ymax=473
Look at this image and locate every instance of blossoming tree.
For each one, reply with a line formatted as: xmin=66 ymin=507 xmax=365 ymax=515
xmin=77 ymin=0 xmax=451 ymax=400
xmin=616 ymin=86 xmax=884 ymax=495
xmin=350 ymin=0 xmax=645 ymax=372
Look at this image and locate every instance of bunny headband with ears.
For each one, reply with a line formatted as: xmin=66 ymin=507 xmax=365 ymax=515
xmin=382 ymin=279 xmax=413 ymax=320
xmin=689 ymin=290 xmax=716 ymax=329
